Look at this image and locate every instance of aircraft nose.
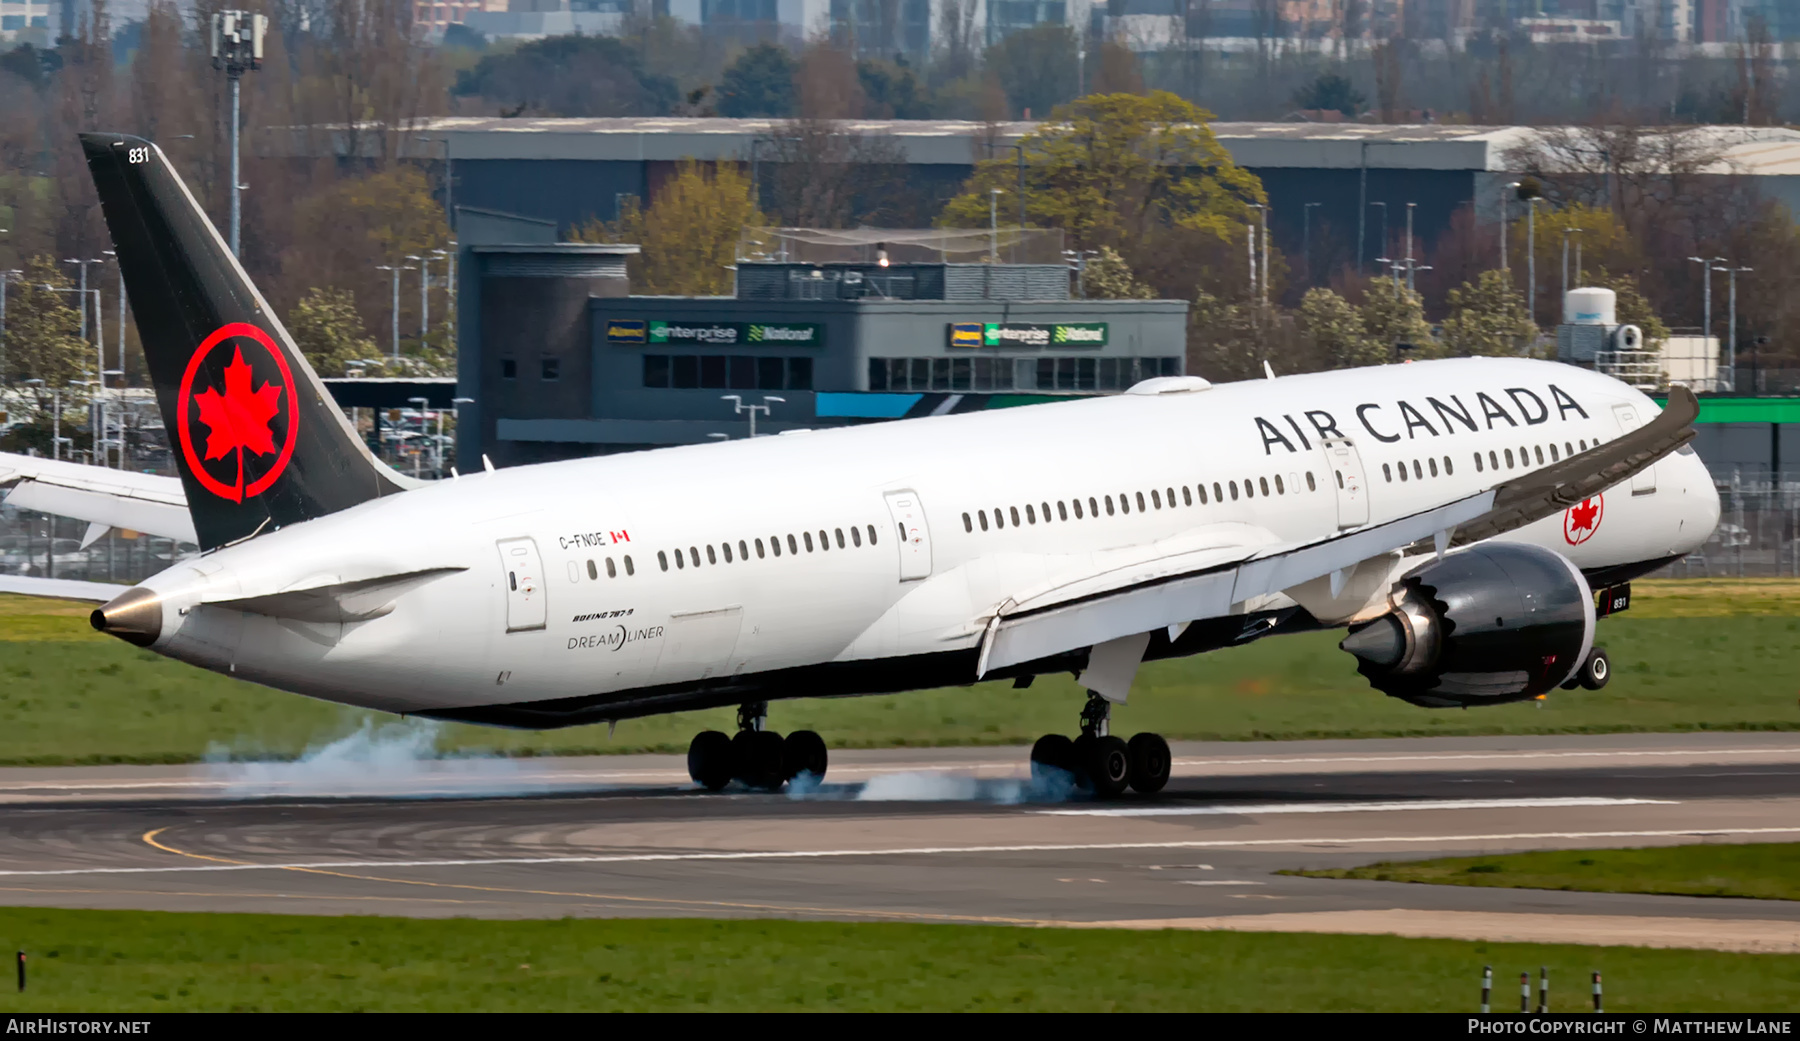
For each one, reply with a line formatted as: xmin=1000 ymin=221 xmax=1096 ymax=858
xmin=1676 ymin=450 xmax=1721 ymax=555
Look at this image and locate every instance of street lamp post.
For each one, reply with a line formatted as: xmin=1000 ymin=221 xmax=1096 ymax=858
xmin=1302 ymin=202 xmax=1322 ymax=285
xmin=721 ymin=394 xmax=784 ymax=438
xmin=61 ymin=258 xmax=102 ymax=345
xmin=0 ymin=268 xmax=19 ymax=383
xmin=210 ymin=10 xmax=266 ymax=258
xmin=1369 ymin=202 xmax=1388 ymax=276
xmin=407 ymin=396 xmax=430 ymax=478
xmin=1246 ymin=203 xmax=1266 ymax=305
xmin=1561 ymin=228 xmax=1583 ymax=302
xmin=1722 ymin=265 xmax=1751 ymax=395
xmin=1525 ymin=198 xmax=1541 ymax=323
xmin=988 ymin=188 xmax=1002 ymax=263
xmin=1688 ymin=256 xmax=1726 ymax=389
xmin=1404 ymin=202 xmax=1417 ymax=292
xmin=374 ymin=263 xmax=412 ymax=363
xmin=407 ymin=254 xmax=428 ymax=344
xmin=1503 ymin=182 xmax=1520 ymax=273
xmin=450 ymin=396 xmax=474 ymax=473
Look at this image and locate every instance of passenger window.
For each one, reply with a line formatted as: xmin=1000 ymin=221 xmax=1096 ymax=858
xmin=624 ymin=555 xmax=634 ymax=576
xmin=691 ymin=545 xmax=701 ymax=566
xmin=1258 ymin=477 xmax=1270 ymax=496
xmin=606 ymin=557 xmax=617 ymax=578
xmin=1150 ymin=489 xmax=1161 ymax=509
xmin=1306 ymin=472 xmax=1317 ymax=492
xmin=1398 ymin=463 xmax=1408 ymax=482
xmin=868 ymin=524 xmax=878 ymax=545
xmin=1410 ymin=460 xmax=1420 ymax=480
xmin=851 ymin=526 xmax=862 ymax=547
xmin=978 ymin=510 xmax=989 ymax=531
xmin=1229 ymin=481 xmax=1239 ymax=500
xmin=739 ymin=540 xmax=749 ymax=560
xmin=1182 ymin=486 xmax=1192 ymax=506
xmin=1058 ymin=501 xmax=1069 ymax=521
xmin=1274 ymin=474 xmax=1285 ymax=494
xmin=1443 ymin=457 xmax=1453 ymax=476
xmin=1244 ymin=479 xmax=1254 ymax=499
xmin=1475 ymin=453 xmax=1484 ymax=472
xmin=771 ymin=536 xmax=781 ymax=557
xmin=1135 ymin=491 xmax=1146 ymax=512
xmin=788 ymin=534 xmax=799 ymax=554
xmin=1088 ymin=497 xmax=1099 ymax=517
xmin=1564 ymin=442 xmax=1574 ymax=457
xmin=1166 ymin=487 xmax=1176 ymax=507
xmin=1119 ymin=494 xmax=1130 ymax=515
xmin=1505 ymin=449 xmax=1515 ymax=468
xmin=1535 ymin=446 xmax=1545 ymax=465
xmin=706 ymin=545 xmax=718 ymax=565
xmin=1383 ymin=463 xmax=1392 ymax=482
xmin=586 ymin=559 xmax=598 ymax=580
xmin=1072 ymin=499 xmax=1084 ymax=519
xmin=755 ymin=537 xmax=766 ymax=558
xmin=1335 ymin=471 xmax=1344 ymax=489
xmin=994 ymin=507 xmax=1006 ymax=529
xmin=658 ymin=551 xmax=669 ymax=571
xmin=803 ymin=532 xmax=814 ymax=552
xmin=1428 ymin=458 xmax=1438 ymax=477
xmin=674 ymin=548 xmax=685 ymax=569
xmin=1490 ymin=450 xmax=1500 ymax=470
xmin=1212 ymin=482 xmax=1223 ymax=502
xmin=1549 ymin=444 xmax=1559 ymax=462
xmin=1580 ymin=440 xmax=1588 ymax=451
xmin=1519 ymin=445 xmax=1529 ymax=465
xmin=722 ymin=543 xmax=732 ymax=563
xmin=1010 ymin=506 xmax=1021 ymax=526
xmin=963 ymin=512 xmax=972 ymax=533
xmin=818 ymin=530 xmax=829 ymax=551
xmin=1105 ymin=495 xmax=1115 ymax=516
xmin=1025 ymin=504 xmax=1036 ymax=524
xmin=1041 ymin=501 xmax=1051 ymax=522
xmin=835 ymin=528 xmax=845 ymax=549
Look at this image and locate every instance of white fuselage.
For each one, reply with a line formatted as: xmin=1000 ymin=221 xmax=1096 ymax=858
xmin=129 ymin=358 xmax=1719 ymax=721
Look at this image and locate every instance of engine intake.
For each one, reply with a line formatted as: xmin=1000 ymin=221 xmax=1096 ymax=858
xmin=1341 ymin=543 xmax=1595 ymax=708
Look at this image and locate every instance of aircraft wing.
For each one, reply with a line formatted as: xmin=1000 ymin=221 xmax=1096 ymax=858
xmin=0 ymin=574 xmax=132 ymax=603
xmin=977 ymin=385 xmax=1700 ymax=677
xmin=0 ymin=452 xmax=196 ymax=545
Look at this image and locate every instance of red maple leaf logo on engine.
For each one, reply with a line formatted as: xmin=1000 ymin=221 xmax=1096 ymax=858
xmin=192 ymin=345 xmax=283 ymax=462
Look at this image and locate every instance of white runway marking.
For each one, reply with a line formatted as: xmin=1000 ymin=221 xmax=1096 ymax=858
xmin=1037 ymin=796 xmax=1676 ymax=817
xmin=3 ymin=825 xmax=1798 ymax=879
xmin=1176 ymin=880 xmax=1265 ymax=887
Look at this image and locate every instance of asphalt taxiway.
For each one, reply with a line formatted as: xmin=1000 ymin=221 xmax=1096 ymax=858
xmin=0 ymin=732 xmax=1796 ymax=950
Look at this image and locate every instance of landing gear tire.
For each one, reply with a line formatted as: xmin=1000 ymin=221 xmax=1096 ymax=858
xmin=1087 ymin=735 xmax=1131 ymax=798
xmin=1578 ymin=646 xmax=1611 ymax=691
xmin=731 ymin=729 xmax=787 ymax=790
xmin=1030 ymin=734 xmax=1074 ymax=784
xmin=783 ymin=729 xmax=829 ymax=783
xmin=687 ymin=730 xmax=733 ymax=791
xmin=1127 ymin=732 xmax=1171 ymax=794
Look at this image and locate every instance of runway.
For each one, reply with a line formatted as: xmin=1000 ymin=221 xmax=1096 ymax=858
xmin=0 ymin=732 xmax=1798 ymax=951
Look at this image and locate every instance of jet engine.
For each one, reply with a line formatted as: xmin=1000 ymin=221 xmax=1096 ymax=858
xmin=1339 ymin=543 xmax=1595 ymax=708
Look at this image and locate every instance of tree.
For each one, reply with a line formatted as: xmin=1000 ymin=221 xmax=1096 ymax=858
xmin=1292 ymin=72 xmax=1365 ymax=118
xmin=1297 ymin=287 xmax=1383 ymax=369
xmin=1083 ymin=247 xmax=1153 ymax=299
xmin=941 ymin=92 xmax=1265 ymax=266
xmin=453 ymin=33 xmax=677 ymax=117
xmin=1 ymin=257 xmax=90 ymax=425
xmin=574 ymin=160 xmax=764 ymax=296
xmin=1441 ymin=269 xmax=1538 ymax=357
xmin=857 ymin=58 xmax=930 ymax=119
xmin=1357 ymin=278 xmax=1437 ymax=360
xmin=288 ymin=287 xmax=381 ymax=378
xmin=983 ymin=25 xmax=1079 ymax=120
xmin=717 ymin=43 xmax=796 ymax=118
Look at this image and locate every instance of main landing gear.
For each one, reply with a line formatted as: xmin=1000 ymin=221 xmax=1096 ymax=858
xmin=1560 ymin=645 xmax=1612 ymax=691
xmin=1029 ymin=691 xmax=1171 ymax=799
xmin=686 ymin=702 xmax=829 ymax=792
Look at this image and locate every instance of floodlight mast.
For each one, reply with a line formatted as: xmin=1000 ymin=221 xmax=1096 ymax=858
xmin=210 ymin=10 xmax=267 ymax=258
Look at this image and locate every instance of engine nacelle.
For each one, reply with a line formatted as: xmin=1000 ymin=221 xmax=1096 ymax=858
xmin=1340 ymin=543 xmax=1596 ymax=708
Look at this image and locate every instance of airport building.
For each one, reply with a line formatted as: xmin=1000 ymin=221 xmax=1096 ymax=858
xmin=453 ymin=213 xmax=1188 ymax=471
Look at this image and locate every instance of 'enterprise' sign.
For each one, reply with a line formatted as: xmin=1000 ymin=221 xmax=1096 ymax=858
xmin=606 ymin=319 xmax=824 ymax=346
xmin=946 ymin=322 xmax=1109 ymax=349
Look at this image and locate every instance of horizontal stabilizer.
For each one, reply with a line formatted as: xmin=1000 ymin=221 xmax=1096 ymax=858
xmin=209 ymin=567 xmax=465 ymax=623
xmin=0 ymin=452 xmax=195 ymax=543
xmin=0 ymin=575 xmax=133 ymax=604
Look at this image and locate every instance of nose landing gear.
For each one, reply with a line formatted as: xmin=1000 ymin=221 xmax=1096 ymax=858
xmin=686 ymin=702 xmax=830 ymax=792
xmin=1028 ymin=690 xmax=1171 ymax=798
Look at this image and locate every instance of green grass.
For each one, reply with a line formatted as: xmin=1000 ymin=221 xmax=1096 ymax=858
xmin=0 ymin=907 xmax=1793 ymax=1011
xmin=1290 ymin=843 xmax=1800 ymax=903
xmin=3 ymin=579 xmax=1798 ymax=765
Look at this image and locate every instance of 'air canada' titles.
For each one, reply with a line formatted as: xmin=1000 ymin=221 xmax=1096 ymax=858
xmin=1252 ymin=383 xmax=1591 ymax=456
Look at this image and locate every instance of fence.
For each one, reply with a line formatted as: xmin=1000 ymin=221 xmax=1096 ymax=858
xmin=1660 ymin=469 xmax=1800 ymax=578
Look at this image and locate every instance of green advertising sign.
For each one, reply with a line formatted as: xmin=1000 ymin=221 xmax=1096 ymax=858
xmin=953 ymin=323 xmax=1110 ymax=348
xmin=645 ymin=321 xmax=824 ymax=347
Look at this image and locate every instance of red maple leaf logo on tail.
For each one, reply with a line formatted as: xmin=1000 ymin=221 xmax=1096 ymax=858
xmin=192 ymin=345 xmax=283 ymax=501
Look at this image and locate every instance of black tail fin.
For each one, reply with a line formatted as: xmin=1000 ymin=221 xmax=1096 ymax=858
xmin=81 ymin=132 xmax=411 ymax=550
